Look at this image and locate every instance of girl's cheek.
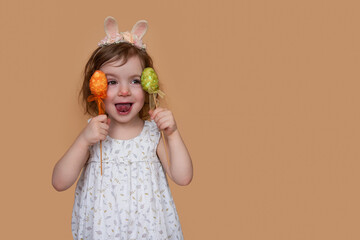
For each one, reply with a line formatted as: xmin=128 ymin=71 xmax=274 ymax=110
xmin=106 ymin=87 xmax=117 ymax=97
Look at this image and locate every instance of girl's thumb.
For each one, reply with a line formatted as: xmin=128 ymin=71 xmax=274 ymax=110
xmin=107 ymin=118 xmax=111 ymax=125
xmin=97 ymin=114 xmax=107 ymax=121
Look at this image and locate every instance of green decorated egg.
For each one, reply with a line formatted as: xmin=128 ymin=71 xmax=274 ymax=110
xmin=141 ymin=67 xmax=159 ymax=94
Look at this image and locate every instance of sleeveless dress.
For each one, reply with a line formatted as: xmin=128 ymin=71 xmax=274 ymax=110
xmin=71 ymin=120 xmax=184 ymax=240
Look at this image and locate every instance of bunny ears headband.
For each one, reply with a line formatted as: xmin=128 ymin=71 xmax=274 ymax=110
xmin=98 ymin=16 xmax=148 ymax=50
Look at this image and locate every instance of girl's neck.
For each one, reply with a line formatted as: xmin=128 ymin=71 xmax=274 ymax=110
xmin=108 ymin=117 xmax=145 ymax=140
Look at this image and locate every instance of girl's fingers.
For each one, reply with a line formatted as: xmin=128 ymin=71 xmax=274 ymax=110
xmin=99 ymin=128 xmax=108 ymax=136
xmin=156 ymin=115 xmax=171 ymax=128
xmin=158 ymin=121 xmax=170 ymax=131
xmin=95 ymin=114 xmax=108 ymax=122
xmin=150 ymin=109 xmax=177 ymax=134
xmin=150 ymin=108 xmax=166 ymax=120
xmin=153 ymin=110 xmax=170 ymax=123
xmin=99 ymin=122 xmax=109 ymax=130
xmin=98 ymin=131 xmax=108 ymax=141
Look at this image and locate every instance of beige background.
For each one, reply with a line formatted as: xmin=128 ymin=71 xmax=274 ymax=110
xmin=1 ymin=0 xmax=360 ymax=239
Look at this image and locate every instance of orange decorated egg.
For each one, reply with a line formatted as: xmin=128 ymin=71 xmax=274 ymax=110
xmin=89 ymin=70 xmax=107 ymax=97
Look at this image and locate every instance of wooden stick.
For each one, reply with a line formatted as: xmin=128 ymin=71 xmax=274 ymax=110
xmin=153 ymin=94 xmax=170 ymax=167
xmin=100 ymin=140 xmax=103 ymax=175
xmin=98 ymin=100 xmax=104 ymax=176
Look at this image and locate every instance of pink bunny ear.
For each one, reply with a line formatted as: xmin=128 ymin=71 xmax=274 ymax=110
xmin=131 ymin=20 xmax=148 ymax=40
xmin=104 ymin=16 xmax=119 ymax=39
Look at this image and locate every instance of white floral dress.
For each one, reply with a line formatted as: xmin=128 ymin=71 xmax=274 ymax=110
xmin=71 ymin=120 xmax=183 ymax=240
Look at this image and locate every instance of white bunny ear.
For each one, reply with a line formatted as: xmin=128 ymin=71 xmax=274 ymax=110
xmin=104 ymin=16 xmax=119 ymax=38
xmin=131 ymin=20 xmax=148 ymax=40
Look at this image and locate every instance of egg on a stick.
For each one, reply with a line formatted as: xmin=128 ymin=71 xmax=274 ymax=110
xmin=141 ymin=68 xmax=169 ymax=166
xmin=87 ymin=70 xmax=108 ymax=175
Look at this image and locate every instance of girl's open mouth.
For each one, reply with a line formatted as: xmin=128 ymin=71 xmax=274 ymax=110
xmin=115 ymin=103 xmax=133 ymax=115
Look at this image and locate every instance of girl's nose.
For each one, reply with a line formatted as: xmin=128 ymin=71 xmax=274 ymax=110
xmin=118 ymin=86 xmax=130 ymax=96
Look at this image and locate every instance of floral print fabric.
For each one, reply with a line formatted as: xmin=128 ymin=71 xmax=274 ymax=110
xmin=72 ymin=120 xmax=183 ymax=240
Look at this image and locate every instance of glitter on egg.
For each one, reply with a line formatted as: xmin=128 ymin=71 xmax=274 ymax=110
xmin=87 ymin=70 xmax=108 ymax=115
xmin=141 ymin=67 xmax=159 ymax=94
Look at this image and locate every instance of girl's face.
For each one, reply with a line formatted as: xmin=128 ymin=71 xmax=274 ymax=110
xmin=101 ymin=55 xmax=145 ymax=125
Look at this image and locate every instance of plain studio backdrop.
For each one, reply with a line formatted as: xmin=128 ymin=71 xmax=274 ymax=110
xmin=1 ymin=0 xmax=360 ymax=239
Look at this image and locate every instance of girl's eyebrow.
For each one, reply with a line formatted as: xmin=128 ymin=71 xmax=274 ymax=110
xmin=129 ymin=74 xmax=141 ymax=78
xmin=104 ymin=73 xmax=141 ymax=79
xmin=104 ymin=73 xmax=117 ymax=78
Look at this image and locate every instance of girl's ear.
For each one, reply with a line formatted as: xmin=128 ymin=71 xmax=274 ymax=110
xmin=131 ymin=20 xmax=148 ymax=40
xmin=104 ymin=16 xmax=119 ymax=39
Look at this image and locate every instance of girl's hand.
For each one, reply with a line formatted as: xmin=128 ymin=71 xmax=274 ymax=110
xmin=149 ymin=108 xmax=177 ymax=136
xmin=80 ymin=115 xmax=110 ymax=146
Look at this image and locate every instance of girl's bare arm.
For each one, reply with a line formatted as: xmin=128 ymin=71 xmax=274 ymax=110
xmin=52 ymin=115 xmax=109 ymax=191
xmin=52 ymin=135 xmax=90 ymax=191
xmin=157 ymin=129 xmax=193 ymax=186
xmin=151 ymin=108 xmax=193 ymax=186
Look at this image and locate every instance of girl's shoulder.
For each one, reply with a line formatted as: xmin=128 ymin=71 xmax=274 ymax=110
xmin=86 ymin=118 xmax=159 ymax=139
xmin=146 ymin=120 xmax=159 ymax=132
xmin=144 ymin=120 xmax=161 ymax=142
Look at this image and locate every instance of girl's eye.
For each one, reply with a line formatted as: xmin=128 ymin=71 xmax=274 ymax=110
xmin=107 ymin=80 xmax=117 ymax=85
xmin=131 ymin=79 xmax=141 ymax=84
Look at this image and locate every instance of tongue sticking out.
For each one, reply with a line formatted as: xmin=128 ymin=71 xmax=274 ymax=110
xmin=116 ymin=103 xmax=132 ymax=112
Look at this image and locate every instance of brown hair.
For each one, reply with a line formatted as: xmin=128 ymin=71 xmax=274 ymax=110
xmin=80 ymin=43 xmax=156 ymax=120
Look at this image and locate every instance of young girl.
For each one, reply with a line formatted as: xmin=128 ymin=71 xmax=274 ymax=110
xmin=52 ymin=17 xmax=193 ymax=240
